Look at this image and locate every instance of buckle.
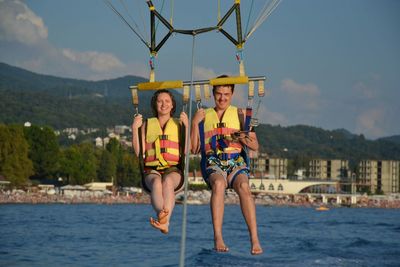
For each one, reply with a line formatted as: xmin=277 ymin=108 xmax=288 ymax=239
xmin=217 ymin=122 xmax=226 ymax=128
xmin=217 ymin=134 xmax=225 ymax=140
xmin=159 ymin=134 xmax=168 ymax=140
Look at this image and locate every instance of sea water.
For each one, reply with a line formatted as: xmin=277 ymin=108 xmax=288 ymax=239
xmin=0 ymin=204 xmax=399 ymax=267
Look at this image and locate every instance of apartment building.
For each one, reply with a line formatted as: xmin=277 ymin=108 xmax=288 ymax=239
xmin=309 ymin=159 xmax=349 ymax=180
xmin=358 ymin=160 xmax=400 ymax=194
xmin=250 ymin=154 xmax=287 ymax=179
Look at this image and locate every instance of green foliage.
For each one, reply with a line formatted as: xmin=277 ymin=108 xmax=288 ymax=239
xmin=189 ymin=157 xmax=201 ymax=172
xmin=0 ymin=124 xmax=33 ymax=186
xmin=256 ymin=124 xmax=400 ymax=161
xmin=98 ymin=150 xmax=116 ymax=183
xmin=118 ymin=151 xmax=141 ymax=187
xmin=59 ymin=144 xmax=97 ymax=185
xmin=23 ymin=125 xmax=60 ymax=180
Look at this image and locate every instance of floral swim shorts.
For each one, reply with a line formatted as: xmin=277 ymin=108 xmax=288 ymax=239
xmin=204 ymin=154 xmax=249 ymax=188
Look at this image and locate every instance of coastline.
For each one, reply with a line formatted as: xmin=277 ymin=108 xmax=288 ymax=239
xmin=1 ymin=190 xmax=400 ymax=208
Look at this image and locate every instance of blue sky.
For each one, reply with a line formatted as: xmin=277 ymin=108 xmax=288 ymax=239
xmin=1 ymin=0 xmax=399 ymax=139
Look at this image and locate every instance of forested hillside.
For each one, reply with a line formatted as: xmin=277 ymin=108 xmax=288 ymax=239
xmin=2 ymin=62 xmax=400 ymax=162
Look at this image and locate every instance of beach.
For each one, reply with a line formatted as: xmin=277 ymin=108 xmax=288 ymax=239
xmin=1 ymin=189 xmax=400 ymax=209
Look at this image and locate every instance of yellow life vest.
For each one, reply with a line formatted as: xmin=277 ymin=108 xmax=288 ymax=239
xmin=203 ymin=105 xmax=243 ymax=157
xmin=144 ymin=117 xmax=180 ymax=170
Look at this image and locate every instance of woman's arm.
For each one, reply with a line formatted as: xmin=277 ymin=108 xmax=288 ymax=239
xmin=131 ymin=115 xmax=144 ymax=157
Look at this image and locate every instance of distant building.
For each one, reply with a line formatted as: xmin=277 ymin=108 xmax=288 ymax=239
xmin=309 ymin=159 xmax=349 ymax=180
xmin=84 ymin=182 xmax=113 ymax=191
xmin=268 ymin=157 xmax=288 ymax=179
xmin=114 ymin=125 xmax=130 ymax=135
xmin=95 ymin=137 xmax=103 ymax=147
xmin=358 ymin=160 xmax=400 ymax=194
xmin=249 ymin=154 xmax=287 ymax=179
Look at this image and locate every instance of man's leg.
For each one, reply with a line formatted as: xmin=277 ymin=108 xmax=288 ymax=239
xmin=232 ymin=174 xmax=263 ymax=255
xmin=209 ymin=173 xmax=229 ymax=252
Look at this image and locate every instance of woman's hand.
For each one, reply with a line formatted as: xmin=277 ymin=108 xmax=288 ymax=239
xmin=132 ymin=114 xmax=143 ymax=130
xmin=180 ymin=112 xmax=189 ymax=128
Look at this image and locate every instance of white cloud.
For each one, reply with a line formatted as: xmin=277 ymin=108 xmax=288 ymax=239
xmin=62 ymin=49 xmax=125 ymax=73
xmin=281 ymin=79 xmax=319 ymax=96
xmin=355 ymin=108 xmax=385 ymax=138
xmin=353 ymin=81 xmax=378 ymax=99
xmin=257 ymin=104 xmax=288 ymax=126
xmin=0 ymin=0 xmax=47 ymax=44
xmin=280 ymin=78 xmax=321 ymax=112
xmin=193 ymin=66 xmax=218 ymax=80
xmin=0 ymin=0 xmax=144 ymax=81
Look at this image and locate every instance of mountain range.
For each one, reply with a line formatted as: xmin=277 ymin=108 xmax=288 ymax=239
xmin=1 ymin=62 xmax=400 ymax=161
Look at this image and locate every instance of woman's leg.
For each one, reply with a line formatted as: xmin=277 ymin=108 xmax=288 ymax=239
xmin=161 ymin=171 xmax=181 ymax=224
xmin=145 ymin=173 xmax=163 ymax=215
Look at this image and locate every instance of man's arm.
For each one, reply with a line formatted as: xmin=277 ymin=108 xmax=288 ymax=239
xmin=239 ymin=131 xmax=259 ymax=151
xmin=237 ymin=108 xmax=259 ymax=151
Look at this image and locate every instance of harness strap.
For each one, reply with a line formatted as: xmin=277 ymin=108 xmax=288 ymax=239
xmin=245 ymin=107 xmax=252 ymax=132
xmin=218 ymin=152 xmax=240 ymax=161
xmin=199 ymin=121 xmax=207 ymax=178
xmin=154 ymin=136 xmax=169 ymax=167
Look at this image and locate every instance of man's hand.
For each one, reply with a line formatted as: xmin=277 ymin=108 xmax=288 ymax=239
xmin=192 ymin=108 xmax=205 ymax=125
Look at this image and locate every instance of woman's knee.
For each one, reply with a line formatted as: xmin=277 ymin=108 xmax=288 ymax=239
xmin=146 ymin=174 xmax=161 ymax=187
xmin=163 ymin=172 xmax=181 ymax=190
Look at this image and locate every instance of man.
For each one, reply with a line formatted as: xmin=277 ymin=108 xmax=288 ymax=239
xmin=191 ymin=75 xmax=263 ymax=255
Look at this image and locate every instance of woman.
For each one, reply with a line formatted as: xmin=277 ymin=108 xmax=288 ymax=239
xmin=132 ymin=89 xmax=188 ymax=234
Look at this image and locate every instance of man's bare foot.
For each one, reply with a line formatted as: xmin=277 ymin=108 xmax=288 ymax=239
xmin=150 ymin=217 xmax=169 ymax=234
xmin=158 ymin=209 xmax=169 ymax=224
xmin=214 ymin=239 xmax=229 ymax=252
xmin=251 ymin=243 xmax=263 ymax=255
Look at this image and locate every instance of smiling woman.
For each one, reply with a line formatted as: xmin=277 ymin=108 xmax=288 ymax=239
xmin=131 ymin=89 xmax=188 ymax=235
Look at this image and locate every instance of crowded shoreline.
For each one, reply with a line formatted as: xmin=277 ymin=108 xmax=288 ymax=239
xmin=1 ymin=189 xmax=400 ymax=209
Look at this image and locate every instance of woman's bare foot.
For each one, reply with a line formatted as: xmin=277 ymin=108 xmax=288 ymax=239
xmin=251 ymin=243 xmax=263 ymax=255
xmin=150 ymin=217 xmax=169 ymax=234
xmin=158 ymin=209 xmax=169 ymax=224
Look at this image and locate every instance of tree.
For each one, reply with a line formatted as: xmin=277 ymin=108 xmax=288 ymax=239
xmin=98 ymin=149 xmax=116 ymax=183
xmin=0 ymin=124 xmax=33 ymax=187
xmin=59 ymin=143 xmax=97 ymax=185
xmin=24 ymin=125 xmax=60 ymax=180
xmin=117 ymin=151 xmax=141 ymax=187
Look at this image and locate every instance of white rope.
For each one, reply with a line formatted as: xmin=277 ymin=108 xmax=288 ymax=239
xmin=245 ymin=0 xmax=281 ymax=41
xmin=179 ymin=34 xmax=196 ymax=267
xmin=104 ymin=0 xmax=150 ymax=47
xmin=118 ymin=0 xmax=148 ymax=43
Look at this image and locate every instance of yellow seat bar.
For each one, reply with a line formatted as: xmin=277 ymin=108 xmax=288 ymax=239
xmin=209 ymin=76 xmax=249 ymax=86
xmin=137 ymin=80 xmax=184 ymax=90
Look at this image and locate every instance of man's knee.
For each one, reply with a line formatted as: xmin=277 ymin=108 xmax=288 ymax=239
xmin=234 ymin=177 xmax=251 ymax=195
xmin=210 ymin=176 xmax=227 ymax=192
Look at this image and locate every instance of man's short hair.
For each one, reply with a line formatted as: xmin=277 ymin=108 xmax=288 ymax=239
xmin=212 ymin=74 xmax=235 ymax=95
